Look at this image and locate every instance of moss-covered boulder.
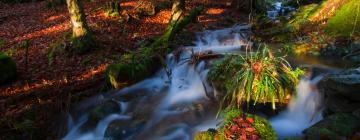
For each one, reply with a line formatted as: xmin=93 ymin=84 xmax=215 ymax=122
xmin=325 ymin=0 xmax=360 ymax=37
xmin=194 ymin=130 xmax=216 ymax=140
xmin=303 ymin=113 xmax=360 ymax=140
xmin=0 ymin=53 xmax=16 ymax=85
xmin=319 ymin=67 xmax=360 ymax=115
xmin=194 ymin=109 xmax=277 ymax=140
xmin=319 ymin=67 xmax=360 ymax=102
xmin=89 ymin=100 xmax=121 ymax=123
xmin=105 ymin=54 xmax=159 ymax=89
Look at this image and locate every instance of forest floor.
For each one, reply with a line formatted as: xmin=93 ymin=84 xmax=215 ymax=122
xmin=0 ymin=0 xmax=248 ymax=139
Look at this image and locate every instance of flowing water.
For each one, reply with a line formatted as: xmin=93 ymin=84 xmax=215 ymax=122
xmin=63 ymin=25 xmax=329 ymax=140
xmin=270 ymin=75 xmax=324 ymax=139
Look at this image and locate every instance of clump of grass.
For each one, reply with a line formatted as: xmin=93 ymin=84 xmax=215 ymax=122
xmin=209 ymin=45 xmax=304 ymax=110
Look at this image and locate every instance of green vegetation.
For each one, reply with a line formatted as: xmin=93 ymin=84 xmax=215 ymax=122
xmin=304 ymin=113 xmax=360 ymax=139
xmin=286 ymin=4 xmax=319 ymax=34
xmin=194 ymin=131 xmax=216 ymax=140
xmin=104 ymin=1 xmax=120 ymax=17
xmin=105 ymin=7 xmax=203 ymax=89
xmin=209 ymin=45 xmax=304 ymax=109
xmin=0 ymin=53 xmax=17 ymax=85
xmin=219 ymin=109 xmax=277 ymax=140
xmin=325 ymin=0 xmax=360 ymax=37
xmin=194 ymin=109 xmax=277 ymax=140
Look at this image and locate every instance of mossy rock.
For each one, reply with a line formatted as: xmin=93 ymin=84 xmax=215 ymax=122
xmin=105 ymin=55 xmax=160 ymax=89
xmin=287 ymin=4 xmax=319 ymax=33
xmin=325 ymin=0 xmax=360 ymax=37
xmin=89 ymin=100 xmax=120 ymax=123
xmin=0 ymin=53 xmax=16 ymax=85
xmin=194 ymin=131 xmax=216 ymax=140
xmin=194 ymin=109 xmax=277 ymax=140
xmin=303 ymin=113 xmax=360 ymax=140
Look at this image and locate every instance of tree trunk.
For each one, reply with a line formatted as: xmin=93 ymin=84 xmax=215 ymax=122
xmin=66 ymin=0 xmax=95 ymax=53
xmin=168 ymin=0 xmax=185 ymax=29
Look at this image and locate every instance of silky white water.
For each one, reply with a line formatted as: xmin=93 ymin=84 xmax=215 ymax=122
xmin=270 ymin=75 xmax=324 ymax=139
xmin=63 ymin=24 xmax=325 ymax=140
xmin=63 ymin=25 xmax=252 ymax=140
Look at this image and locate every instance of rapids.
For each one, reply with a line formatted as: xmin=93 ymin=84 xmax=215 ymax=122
xmin=63 ymin=25 xmax=326 ymax=140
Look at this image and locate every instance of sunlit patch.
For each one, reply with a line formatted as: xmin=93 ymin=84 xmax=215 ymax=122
xmin=206 ymin=8 xmax=225 ymax=15
xmin=77 ymin=64 xmax=108 ymax=80
xmin=143 ymin=10 xmax=172 ymax=24
xmin=121 ymin=1 xmax=137 ymax=8
xmin=14 ymin=22 xmax=71 ymax=43
xmin=44 ymin=14 xmax=66 ymax=23
xmin=1 ymin=63 xmax=108 ymax=96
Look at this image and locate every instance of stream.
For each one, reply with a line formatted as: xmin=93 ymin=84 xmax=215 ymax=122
xmin=62 ymin=24 xmax=348 ymax=140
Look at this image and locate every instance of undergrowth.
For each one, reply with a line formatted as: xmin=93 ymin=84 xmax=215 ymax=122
xmin=325 ymin=0 xmax=360 ymax=37
xmin=208 ymin=45 xmax=304 ymax=110
xmin=218 ymin=108 xmax=277 ymax=140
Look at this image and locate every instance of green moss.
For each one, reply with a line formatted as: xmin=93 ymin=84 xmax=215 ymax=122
xmin=104 ymin=1 xmax=120 ymax=17
xmin=89 ymin=100 xmax=120 ymax=123
xmin=217 ymin=108 xmax=277 ymax=140
xmin=105 ymin=52 xmax=159 ymax=89
xmin=287 ymin=4 xmax=319 ymax=33
xmin=104 ymin=7 xmax=203 ymax=90
xmin=304 ymin=113 xmax=360 ymax=139
xmin=71 ymin=33 xmax=96 ymax=54
xmin=0 ymin=53 xmax=16 ymax=85
xmin=252 ymin=114 xmax=277 ymax=140
xmin=194 ymin=131 xmax=215 ymax=140
xmin=325 ymin=0 xmax=360 ymax=37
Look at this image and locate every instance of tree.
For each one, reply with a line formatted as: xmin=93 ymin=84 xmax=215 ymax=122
xmin=66 ymin=0 xmax=95 ymax=53
xmin=169 ymin=0 xmax=185 ymax=27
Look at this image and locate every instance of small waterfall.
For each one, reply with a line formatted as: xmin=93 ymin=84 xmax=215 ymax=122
xmin=63 ymin=24 xmax=252 ymax=140
xmin=270 ymin=75 xmax=324 ymax=139
xmin=62 ymin=24 xmax=327 ymax=140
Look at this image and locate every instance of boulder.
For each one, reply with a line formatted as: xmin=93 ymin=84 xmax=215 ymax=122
xmin=134 ymin=0 xmax=156 ymax=16
xmin=194 ymin=109 xmax=277 ymax=140
xmin=325 ymin=95 xmax=360 ymax=114
xmin=304 ymin=113 xmax=360 ymax=139
xmin=0 ymin=53 xmax=16 ymax=85
xmin=319 ymin=68 xmax=360 ymax=101
xmin=89 ymin=100 xmax=120 ymax=123
xmin=105 ymin=119 xmax=144 ymax=140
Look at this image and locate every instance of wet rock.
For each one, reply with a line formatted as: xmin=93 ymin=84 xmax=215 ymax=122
xmin=319 ymin=68 xmax=360 ymax=101
xmin=89 ymin=100 xmax=120 ymax=123
xmin=303 ymin=113 xmax=360 ymax=139
xmin=134 ymin=0 xmax=156 ymax=16
xmin=0 ymin=53 xmax=16 ymax=85
xmin=319 ymin=67 xmax=360 ymax=116
xmin=105 ymin=119 xmax=145 ymax=139
xmin=325 ymin=95 xmax=360 ymax=114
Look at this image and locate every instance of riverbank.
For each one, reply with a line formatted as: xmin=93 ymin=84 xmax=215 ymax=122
xmin=0 ymin=0 xmax=250 ymax=139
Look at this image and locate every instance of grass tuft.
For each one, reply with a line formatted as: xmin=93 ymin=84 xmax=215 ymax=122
xmin=209 ymin=44 xmax=303 ymax=110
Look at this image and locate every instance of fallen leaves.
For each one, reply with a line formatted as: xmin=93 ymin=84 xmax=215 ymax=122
xmin=223 ymin=116 xmax=260 ymax=140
